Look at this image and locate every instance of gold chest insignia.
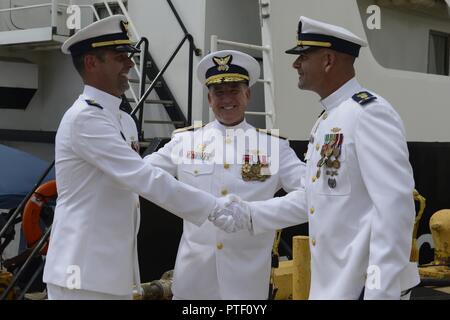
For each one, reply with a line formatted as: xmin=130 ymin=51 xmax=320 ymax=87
xmin=241 ymin=154 xmax=271 ymax=182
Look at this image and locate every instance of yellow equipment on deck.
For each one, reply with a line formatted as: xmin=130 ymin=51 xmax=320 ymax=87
xmin=272 ymin=189 xmax=430 ymax=300
xmin=419 ymin=209 xmax=450 ymax=280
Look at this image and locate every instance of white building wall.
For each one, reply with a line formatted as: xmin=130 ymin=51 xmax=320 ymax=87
xmin=357 ymin=0 xmax=450 ymax=74
xmin=2 ymin=0 xmax=449 ymax=143
xmin=266 ymin=0 xmax=450 ymax=141
xmin=0 ymin=0 xmax=74 ymax=35
xmin=0 ymin=48 xmax=82 ymax=131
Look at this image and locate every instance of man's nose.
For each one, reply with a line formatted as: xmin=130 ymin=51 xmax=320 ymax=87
xmin=221 ymin=92 xmax=234 ymax=101
xmin=293 ymin=57 xmax=301 ymax=69
xmin=127 ymin=56 xmax=135 ymax=68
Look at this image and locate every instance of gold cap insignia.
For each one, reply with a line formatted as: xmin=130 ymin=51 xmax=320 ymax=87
xmin=120 ymin=20 xmax=130 ymax=37
xmin=213 ymin=55 xmax=232 ymax=72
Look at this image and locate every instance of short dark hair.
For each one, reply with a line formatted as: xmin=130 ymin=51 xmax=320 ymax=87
xmin=71 ymin=48 xmax=108 ymax=76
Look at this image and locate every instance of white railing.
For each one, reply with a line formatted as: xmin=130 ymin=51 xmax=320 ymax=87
xmin=210 ymin=35 xmax=275 ymax=129
xmin=0 ymin=1 xmax=100 ymax=31
xmin=0 ymin=0 xmax=143 ymax=104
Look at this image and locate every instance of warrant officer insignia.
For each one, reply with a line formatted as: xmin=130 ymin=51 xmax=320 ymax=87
xmin=213 ymin=55 xmax=232 ymax=72
xmin=352 ymin=91 xmax=377 ymax=105
xmin=85 ymin=99 xmax=103 ymax=109
xmin=331 ymin=127 xmax=341 ymax=133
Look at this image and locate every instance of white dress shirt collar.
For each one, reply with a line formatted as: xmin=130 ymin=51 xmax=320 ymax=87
xmin=211 ymin=118 xmax=251 ymax=134
xmin=82 ymin=85 xmax=122 ymax=115
xmin=320 ymin=77 xmax=362 ymax=111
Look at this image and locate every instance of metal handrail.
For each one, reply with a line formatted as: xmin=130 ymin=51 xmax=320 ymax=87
xmin=131 ymin=34 xmax=193 ymax=125
xmin=211 ymin=36 xmax=271 ymax=52
xmin=100 ymin=0 xmax=195 ymax=131
xmin=129 ymin=37 xmax=150 ymax=137
xmin=0 ymin=225 xmax=52 ymax=300
xmin=0 ymin=1 xmax=100 ymax=33
xmin=0 ymin=161 xmax=54 ymax=241
xmin=166 ymin=0 xmax=201 ymax=57
xmin=0 ymin=3 xmax=53 ymax=13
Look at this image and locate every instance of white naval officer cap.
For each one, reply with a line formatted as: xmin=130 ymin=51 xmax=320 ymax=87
xmin=197 ymin=50 xmax=261 ymax=87
xmin=61 ymin=15 xmax=140 ymax=55
xmin=285 ymin=16 xmax=367 ymax=57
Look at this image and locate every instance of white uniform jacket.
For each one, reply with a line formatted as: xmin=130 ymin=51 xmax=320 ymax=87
xmin=250 ymin=78 xmax=420 ymax=299
xmin=144 ymin=119 xmax=305 ymax=299
xmin=43 ymin=85 xmax=218 ymax=296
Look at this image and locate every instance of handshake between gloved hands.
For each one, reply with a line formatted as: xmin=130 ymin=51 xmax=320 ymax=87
xmin=208 ymin=194 xmax=253 ymax=233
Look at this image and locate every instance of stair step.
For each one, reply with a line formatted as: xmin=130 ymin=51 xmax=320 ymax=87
xmin=126 ymin=98 xmax=174 ymax=106
xmin=128 ymin=79 xmax=162 ymax=87
xmin=143 ymin=120 xmax=185 ymax=125
xmin=139 ymin=141 xmax=151 ymax=148
xmin=133 ymin=59 xmax=152 ymax=67
xmin=128 ymin=79 xmax=153 ymax=85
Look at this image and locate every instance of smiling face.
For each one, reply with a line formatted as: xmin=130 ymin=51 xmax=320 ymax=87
xmin=84 ymin=48 xmax=134 ymax=97
xmin=292 ymin=48 xmax=327 ymax=93
xmin=208 ymin=82 xmax=250 ymax=126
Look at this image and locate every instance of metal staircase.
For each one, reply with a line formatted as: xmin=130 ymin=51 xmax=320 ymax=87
xmin=0 ymin=0 xmax=199 ymax=144
xmin=94 ymin=0 xmax=198 ymax=142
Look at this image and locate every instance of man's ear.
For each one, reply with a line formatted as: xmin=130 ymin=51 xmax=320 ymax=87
xmin=83 ymin=54 xmax=97 ymax=73
xmin=324 ymin=51 xmax=337 ymax=73
xmin=245 ymin=86 xmax=251 ymax=100
xmin=207 ymin=91 xmax=212 ymax=105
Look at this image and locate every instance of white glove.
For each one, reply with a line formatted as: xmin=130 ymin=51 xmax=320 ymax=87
xmin=208 ymin=195 xmax=237 ymax=233
xmin=229 ymin=195 xmax=252 ymax=233
xmin=209 ymin=194 xmax=253 ymax=233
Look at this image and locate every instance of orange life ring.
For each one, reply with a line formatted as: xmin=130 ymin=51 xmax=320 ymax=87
xmin=22 ymin=180 xmax=57 ymax=255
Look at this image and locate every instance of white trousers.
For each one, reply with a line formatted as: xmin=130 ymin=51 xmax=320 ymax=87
xmin=47 ymin=284 xmax=132 ymax=300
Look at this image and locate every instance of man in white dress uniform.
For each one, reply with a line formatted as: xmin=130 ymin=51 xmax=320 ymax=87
xmin=213 ymin=16 xmax=420 ymax=300
xmin=144 ymin=50 xmax=305 ymax=299
xmin=43 ymin=15 xmax=236 ymax=300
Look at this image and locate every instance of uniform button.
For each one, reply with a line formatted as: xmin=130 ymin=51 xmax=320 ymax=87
xmin=221 ymin=188 xmax=229 ymax=196
xmin=312 ymin=176 xmax=317 ymax=183
xmin=316 ymin=144 xmax=320 ymax=151
xmin=322 ymin=113 xmax=328 ymax=120
xmin=223 ymin=163 xmax=230 ymax=169
xmin=310 ymin=207 xmax=315 ymax=214
xmin=311 ymin=239 xmax=316 ymax=246
xmin=193 ymin=169 xmax=199 ymax=175
xmin=225 ymin=138 xmax=232 ymax=144
xmin=136 ymin=202 xmax=140 ymax=209
xmin=217 ymin=242 xmax=224 ymax=250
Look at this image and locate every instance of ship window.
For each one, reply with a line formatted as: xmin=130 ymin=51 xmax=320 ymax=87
xmin=428 ymin=31 xmax=450 ymax=76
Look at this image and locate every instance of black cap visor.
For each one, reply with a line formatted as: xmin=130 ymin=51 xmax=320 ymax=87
xmin=285 ymin=45 xmax=312 ymax=55
xmin=115 ymin=44 xmax=140 ymax=54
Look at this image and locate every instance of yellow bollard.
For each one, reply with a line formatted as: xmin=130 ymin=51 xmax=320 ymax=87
xmin=292 ymin=235 xmax=311 ymax=300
